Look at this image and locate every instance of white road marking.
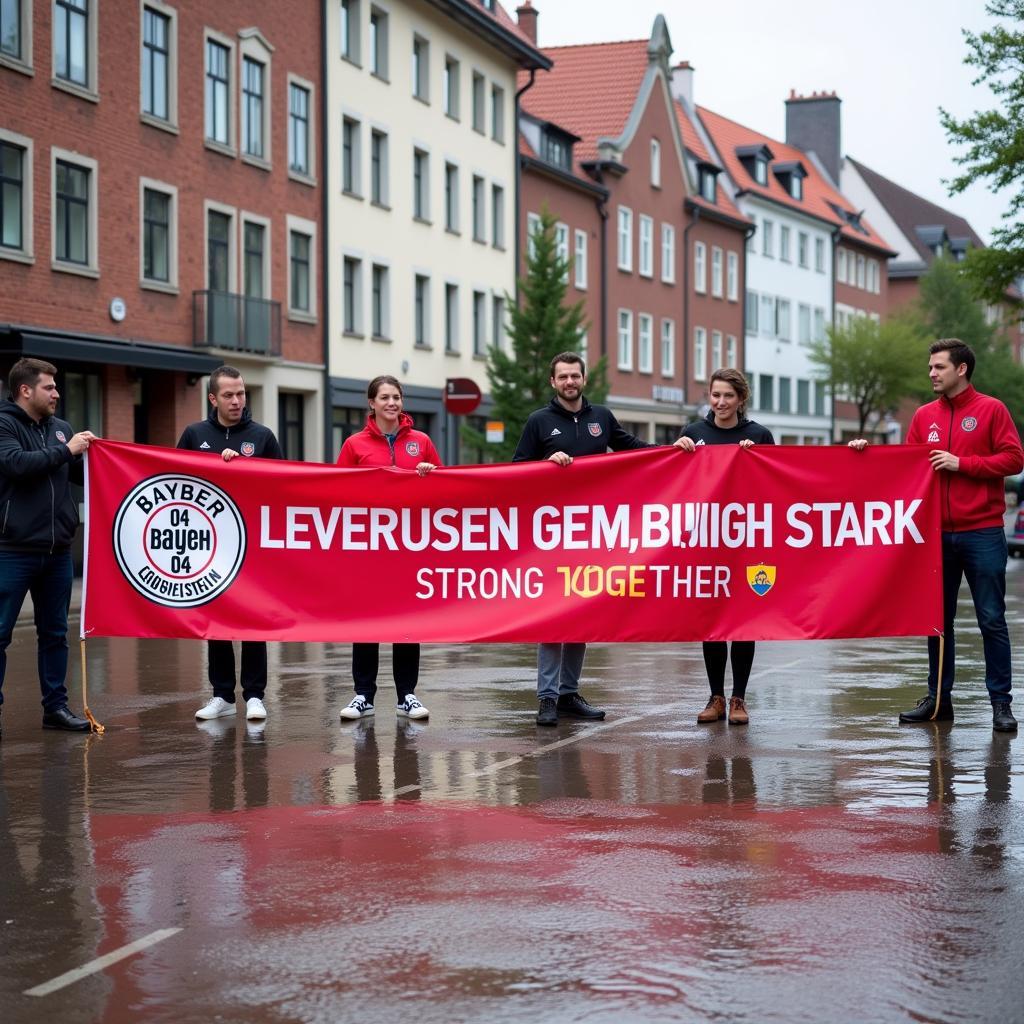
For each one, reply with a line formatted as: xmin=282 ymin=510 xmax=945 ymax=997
xmin=24 ymin=928 xmax=182 ymax=997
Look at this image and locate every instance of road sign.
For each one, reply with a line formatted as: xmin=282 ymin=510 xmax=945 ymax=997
xmin=486 ymin=421 xmax=504 ymax=443
xmin=444 ymin=377 xmax=482 ymax=416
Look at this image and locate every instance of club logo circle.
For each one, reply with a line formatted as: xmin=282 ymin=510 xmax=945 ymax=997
xmin=113 ymin=474 xmax=246 ymax=607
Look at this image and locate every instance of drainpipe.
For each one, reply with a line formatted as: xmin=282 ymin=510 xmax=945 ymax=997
xmin=514 ymin=69 xmax=537 ymax=305
xmin=829 ymin=224 xmax=843 ymax=442
xmin=682 ymin=205 xmax=700 ymax=409
xmin=320 ymin=0 xmax=332 ymax=461
xmin=742 ymin=222 xmax=756 ymax=375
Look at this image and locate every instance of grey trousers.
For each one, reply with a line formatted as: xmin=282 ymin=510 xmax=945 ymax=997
xmin=536 ymin=642 xmax=586 ymax=701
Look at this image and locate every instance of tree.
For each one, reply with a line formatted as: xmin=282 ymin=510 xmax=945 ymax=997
xmin=461 ymin=207 xmax=608 ymax=462
xmin=940 ymin=0 xmax=1024 ymax=302
xmin=808 ymin=316 xmax=927 ymax=436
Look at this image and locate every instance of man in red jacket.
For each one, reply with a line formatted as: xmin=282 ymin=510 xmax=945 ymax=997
xmin=901 ymin=339 xmax=1023 ymax=731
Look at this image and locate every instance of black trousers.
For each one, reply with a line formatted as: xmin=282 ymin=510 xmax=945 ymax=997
xmin=702 ymin=641 xmax=755 ymax=699
xmin=208 ymin=640 xmax=267 ymax=702
xmin=352 ymin=643 xmax=419 ymax=702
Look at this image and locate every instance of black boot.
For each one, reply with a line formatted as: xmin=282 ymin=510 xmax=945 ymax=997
xmin=42 ymin=706 xmax=90 ymax=731
xmin=992 ymin=702 xmax=1018 ymax=732
xmin=899 ymin=694 xmax=954 ymax=724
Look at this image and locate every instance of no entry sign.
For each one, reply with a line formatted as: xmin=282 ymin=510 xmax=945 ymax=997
xmin=444 ymin=377 xmax=482 ymax=415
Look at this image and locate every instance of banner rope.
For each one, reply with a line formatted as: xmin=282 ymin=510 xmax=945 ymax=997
xmin=80 ymin=637 xmax=105 ymax=735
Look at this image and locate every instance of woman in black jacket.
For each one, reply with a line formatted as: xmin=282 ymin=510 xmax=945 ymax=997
xmin=677 ymin=368 xmax=774 ymax=726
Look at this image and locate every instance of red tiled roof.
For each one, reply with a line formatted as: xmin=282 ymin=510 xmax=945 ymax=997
xmin=485 ymin=0 xmax=541 ymax=52
xmin=674 ymin=101 xmax=747 ymax=223
xmin=698 ymin=106 xmax=894 ymax=254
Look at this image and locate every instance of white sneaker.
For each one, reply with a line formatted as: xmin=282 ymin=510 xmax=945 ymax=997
xmin=339 ymin=695 xmax=375 ymax=720
xmin=195 ymin=696 xmax=236 ymax=720
xmin=397 ymin=694 xmax=429 ymax=720
xmin=245 ymin=697 xmax=267 ymax=720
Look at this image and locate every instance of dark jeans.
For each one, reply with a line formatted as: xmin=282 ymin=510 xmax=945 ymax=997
xmin=352 ymin=643 xmax=419 ymax=702
xmin=702 ymin=641 xmax=755 ymax=698
xmin=928 ymin=527 xmax=1012 ymax=704
xmin=208 ymin=640 xmax=267 ymax=702
xmin=0 ymin=550 xmax=74 ymax=712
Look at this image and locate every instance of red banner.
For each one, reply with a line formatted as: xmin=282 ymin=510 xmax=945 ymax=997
xmin=82 ymin=439 xmax=942 ymax=643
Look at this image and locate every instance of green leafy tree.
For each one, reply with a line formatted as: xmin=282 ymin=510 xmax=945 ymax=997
xmin=940 ymin=0 xmax=1024 ymax=302
xmin=808 ymin=315 xmax=927 ymax=435
xmin=462 ymin=207 xmax=608 ymax=462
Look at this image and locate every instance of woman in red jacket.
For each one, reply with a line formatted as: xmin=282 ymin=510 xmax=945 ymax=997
xmin=336 ymin=375 xmax=441 ymax=722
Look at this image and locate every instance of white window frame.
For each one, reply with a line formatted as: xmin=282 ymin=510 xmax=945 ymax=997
xmin=638 ymin=313 xmax=653 ymax=373
xmin=412 ymin=33 xmax=429 ymax=103
xmin=443 ymin=54 xmax=459 ymax=119
xmin=711 ymin=329 xmax=722 ymax=372
xmin=239 ymin=29 xmax=273 ymax=168
xmin=837 ymin=247 xmax=847 ymax=283
xmin=472 ymin=174 xmax=486 ymax=242
xmin=660 ymin=318 xmax=675 ymax=378
xmin=711 ymin=245 xmax=723 ymax=298
xmin=726 ymin=250 xmax=738 ymax=301
xmin=240 ymin=210 xmax=272 ymax=300
xmin=413 ymin=272 xmax=431 ymax=348
xmin=526 ymin=211 xmax=540 ymax=260
xmin=779 ymin=224 xmax=790 ymax=262
xmin=0 ymin=0 xmax=33 ymax=75
xmin=491 ymin=293 xmax=505 ymax=350
xmin=694 ymin=240 xmax=706 ymax=294
xmin=650 ymin=138 xmax=661 ymax=188
xmin=412 ymin=146 xmax=430 ymax=222
xmin=798 ymin=231 xmax=809 ymax=268
xmin=815 ymin=236 xmax=825 ymax=273
xmin=472 ymin=288 xmax=486 ymax=356
xmin=286 ymin=213 xmax=317 ymax=322
xmin=638 ymin=214 xmax=653 ymax=278
xmin=617 ymin=309 xmax=633 ymax=370
xmin=287 ymin=73 xmax=317 ymax=185
xmin=491 ymin=183 xmax=504 ymax=249
xmin=139 ymin=176 xmax=178 ymax=292
xmin=140 ymin=1 xmax=178 ymax=132
xmin=342 ymin=113 xmax=362 ymax=196
xmin=491 ymin=83 xmax=505 ymax=143
xmin=370 ymin=261 xmax=390 ymax=339
xmin=52 ymin=0 xmax=98 ymax=101
xmin=661 ymin=223 xmax=675 ymax=284
xmin=370 ymin=126 xmax=389 ymax=207
xmin=574 ymin=228 xmax=587 ymax=289
xmin=693 ymin=325 xmax=707 ymax=381
xmin=341 ymin=251 xmax=363 ymax=335
xmin=726 ymin=334 xmax=737 ymax=368
xmin=203 ymin=28 xmax=235 ymax=155
xmin=340 ymin=0 xmax=361 ymax=65
xmin=444 ymin=280 xmax=459 ymax=353
xmin=471 ymin=69 xmax=485 ymax=133
xmin=856 ymin=253 xmax=866 ymax=289
xmin=204 ymin=199 xmax=237 ymax=294
xmin=369 ymin=4 xmax=388 ymax=80
xmin=555 ymin=220 xmax=569 ymax=282
xmin=762 ymin=219 xmax=774 ymax=258
xmin=444 ymin=160 xmax=459 ymax=233
xmin=0 ymin=128 xmax=34 ymax=264
xmin=51 ymin=146 xmax=98 ymax=276
xmin=617 ymin=205 xmax=632 ymax=272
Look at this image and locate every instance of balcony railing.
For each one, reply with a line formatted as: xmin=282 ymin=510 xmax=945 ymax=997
xmin=193 ymin=290 xmax=281 ymax=356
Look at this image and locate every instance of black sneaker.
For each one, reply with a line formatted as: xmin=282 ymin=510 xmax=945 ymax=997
xmin=556 ymin=693 xmax=606 ymax=721
xmin=899 ymin=694 xmax=953 ymax=724
xmin=536 ymin=697 xmax=558 ymax=727
xmin=992 ymin=702 xmax=1018 ymax=732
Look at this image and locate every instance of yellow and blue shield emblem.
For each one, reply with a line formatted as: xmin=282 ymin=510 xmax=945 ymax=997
xmin=746 ymin=564 xmax=776 ymax=597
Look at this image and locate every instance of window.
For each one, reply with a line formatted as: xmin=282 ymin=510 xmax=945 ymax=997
xmin=694 ymin=241 xmax=706 ymax=293
xmin=473 ymin=290 xmax=486 ymax=356
xmin=289 ymin=231 xmax=311 ymax=313
xmin=369 ymin=6 xmax=388 ymax=78
xmin=343 ymin=256 xmax=362 ymax=333
xmin=760 ymin=294 xmax=774 ymax=337
xmin=444 ymin=162 xmax=458 ymax=232
xmin=205 ymin=39 xmax=231 ymax=145
xmin=555 ymin=221 xmax=569 ymax=282
xmin=791 ymin=175 xmax=803 ymax=200
xmin=472 ymin=175 xmax=485 ymax=241
xmin=638 ymin=314 xmax=653 ymax=373
xmin=762 ymin=219 xmax=774 ymax=257
xmin=444 ymin=56 xmax=459 ymax=117
xmin=711 ymin=330 xmax=722 ymax=371
xmin=711 ymin=246 xmax=723 ymax=297
xmin=650 ymin=138 xmax=661 ymax=187
xmin=54 ymin=0 xmax=87 ymax=86
xmin=869 ymin=258 xmax=880 ymax=293
xmin=278 ymin=393 xmax=305 ymax=461
xmin=776 ymin=298 xmax=791 ymax=341
xmin=778 ymin=377 xmax=791 ymax=414
xmin=207 ymin=208 xmax=232 ymax=292
xmin=412 ymin=35 xmax=429 ymax=101
xmin=471 ymin=71 xmax=485 ymax=132
xmin=759 ymin=374 xmax=773 ymax=411
xmin=142 ymin=6 xmax=172 ymax=122
xmin=779 ymin=225 xmax=790 ymax=262
xmin=1 ymin=0 xmax=25 ymax=62
xmin=491 ymin=84 xmax=505 ymax=142
xmin=371 ymin=263 xmax=389 ymax=338
xmin=526 ymin=211 xmax=540 ymax=259
xmin=414 ymin=274 xmax=430 ymax=347
xmin=289 ymin=83 xmax=310 ymax=175
xmin=754 ymin=158 xmax=767 ymax=185
xmin=142 ymin=186 xmax=171 ymax=283
xmin=745 ymin=290 xmax=758 ymax=334
xmin=54 ymin=158 xmax=89 ymax=265
xmin=856 ymin=254 xmax=866 ymax=289
xmin=798 ymin=303 xmax=811 ymax=345
xmin=617 ymin=206 xmax=632 ymax=271
xmin=693 ymin=326 xmax=707 ymax=381
xmin=747 ymin=215 xmax=756 ymax=252
xmin=617 ymin=310 xmax=633 ymax=370
xmin=815 ymin=381 xmax=826 ymax=417
xmin=814 ymin=307 xmax=825 ymax=342
xmin=815 ymin=237 xmax=825 ymax=273
xmin=492 ymin=295 xmax=505 ymax=350
xmin=340 ymin=0 xmax=360 ymax=63
xmin=661 ymin=224 xmax=675 ymax=284
xmin=445 ymin=283 xmax=458 ymax=352
xmin=574 ymin=228 xmax=587 ymax=289
xmin=241 ymin=57 xmax=265 ymax=158
xmin=542 ymin=131 xmax=570 ymax=169
xmin=700 ymin=168 xmax=716 ymax=202
xmin=243 ymin=221 xmax=266 ymax=299
xmin=491 ymin=184 xmax=505 ymax=248
xmin=726 ymin=251 xmax=738 ymax=301
xmin=798 ymin=231 xmax=809 ymax=268
xmin=837 ymin=248 xmax=847 ymax=283
xmin=726 ymin=334 xmax=737 ymax=368
xmin=370 ymin=129 xmax=388 ymax=205
xmin=342 ymin=117 xmax=361 ymax=194
xmin=797 ymin=379 xmax=810 ymax=415
xmin=639 ymin=215 xmax=653 ymax=277
xmin=413 ymin=148 xmax=429 ymax=220
xmin=661 ymin=319 xmax=675 ymax=378
xmin=0 ymin=137 xmax=29 ymax=256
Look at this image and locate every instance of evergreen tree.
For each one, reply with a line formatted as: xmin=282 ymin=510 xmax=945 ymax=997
xmin=462 ymin=207 xmax=608 ymax=462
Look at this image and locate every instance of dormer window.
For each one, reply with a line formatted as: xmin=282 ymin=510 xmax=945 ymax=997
xmin=542 ymin=129 xmax=572 ymax=171
xmin=481 ymin=0 xmax=496 ymax=11
xmin=915 ymin=224 xmax=949 ymax=257
xmin=697 ymin=162 xmax=719 ymax=203
xmin=736 ymin=144 xmax=774 ymax=187
xmin=773 ymin=161 xmax=807 ymax=201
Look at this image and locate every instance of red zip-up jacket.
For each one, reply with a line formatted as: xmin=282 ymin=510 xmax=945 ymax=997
xmin=906 ymin=384 xmax=1023 ymax=532
xmin=336 ymin=413 xmax=442 ymax=469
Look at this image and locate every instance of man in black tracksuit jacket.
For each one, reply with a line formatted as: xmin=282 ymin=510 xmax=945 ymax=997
xmin=513 ymin=351 xmax=652 ymax=727
xmin=0 ymin=358 xmax=97 ymax=736
xmin=177 ymin=365 xmax=282 ymax=724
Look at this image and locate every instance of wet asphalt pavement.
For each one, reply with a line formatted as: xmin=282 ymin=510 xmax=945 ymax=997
xmin=1 ymin=528 xmax=1023 ymax=1023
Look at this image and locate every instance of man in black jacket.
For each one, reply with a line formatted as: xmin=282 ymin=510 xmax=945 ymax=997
xmin=177 ymin=366 xmax=283 ymax=725
xmin=0 ymin=358 xmax=97 ymax=737
xmin=513 ymin=351 xmax=652 ymax=727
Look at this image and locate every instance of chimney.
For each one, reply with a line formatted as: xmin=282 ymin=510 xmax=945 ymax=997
xmin=670 ymin=60 xmax=694 ymax=107
xmin=785 ymin=89 xmax=842 ymax=184
xmin=516 ymin=1 xmax=537 ymax=46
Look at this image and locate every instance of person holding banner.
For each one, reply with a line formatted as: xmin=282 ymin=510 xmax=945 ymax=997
xmin=0 ymin=358 xmax=97 ymax=737
xmin=177 ymin=366 xmax=283 ymax=724
xmin=676 ymin=368 xmax=774 ymax=725
xmin=854 ymin=339 xmax=1022 ymax=733
xmin=513 ymin=352 xmax=653 ymax=727
xmin=337 ymin=375 xmax=440 ymax=723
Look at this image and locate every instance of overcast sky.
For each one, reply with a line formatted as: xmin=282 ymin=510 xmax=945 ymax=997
xmin=530 ymin=0 xmax=1010 ymax=244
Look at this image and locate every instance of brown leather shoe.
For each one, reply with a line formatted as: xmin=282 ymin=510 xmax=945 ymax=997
xmin=697 ymin=695 xmax=726 ymax=723
xmin=728 ymin=696 xmax=749 ymax=725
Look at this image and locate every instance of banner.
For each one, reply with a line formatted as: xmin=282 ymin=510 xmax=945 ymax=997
xmin=82 ymin=440 xmax=942 ymax=643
